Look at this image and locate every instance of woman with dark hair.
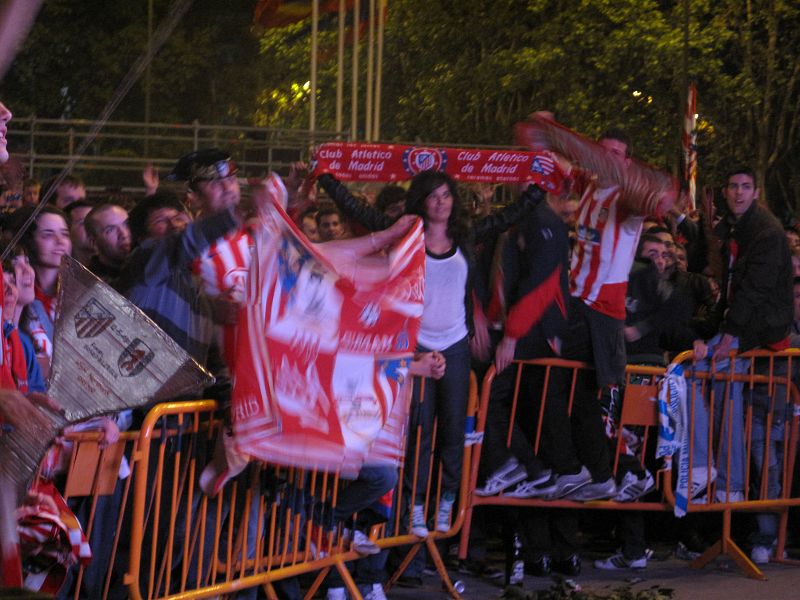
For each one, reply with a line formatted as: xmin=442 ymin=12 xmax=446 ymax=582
xmin=319 ymin=170 xmax=543 ymax=537
xmin=9 ymin=205 xmax=71 ymax=372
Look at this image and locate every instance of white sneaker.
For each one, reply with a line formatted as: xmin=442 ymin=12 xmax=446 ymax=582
xmin=475 ymin=458 xmax=527 ymax=496
xmin=614 ymin=470 xmax=655 ymax=502
xmin=750 ymin=545 xmax=770 ymax=565
xmin=326 ymin=587 xmax=347 ymax=600
xmin=363 ymin=583 xmax=388 ymax=600
xmin=567 ymin=476 xmax=617 ymax=501
xmin=411 ymin=504 xmax=428 ymax=538
xmin=690 ymin=466 xmax=717 ymax=498
xmin=504 ymin=470 xmax=554 ymax=498
xmin=352 ymin=529 xmax=380 ymax=555
xmin=552 ymin=466 xmax=592 ymax=498
xmin=594 ymin=552 xmax=647 ymax=570
xmin=436 ymin=493 xmax=455 ymax=532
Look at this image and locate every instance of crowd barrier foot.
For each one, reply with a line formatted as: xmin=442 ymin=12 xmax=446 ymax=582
xmin=304 ymin=567 xmax=329 ymax=599
xmin=384 ymin=537 xmax=462 ymax=599
xmin=689 ymin=510 xmax=767 ymax=580
xmin=302 ymin=559 xmax=363 ymax=600
xmin=690 ymin=537 xmax=766 ymax=580
xmin=427 ymin=536 xmax=463 ymax=600
xmin=263 ymin=581 xmax=279 ymax=600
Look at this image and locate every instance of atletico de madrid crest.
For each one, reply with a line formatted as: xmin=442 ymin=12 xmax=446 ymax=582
xmin=402 ymin=148 xmax=447 ymax=175
xmin=73 ymin=298 xmax=115 ymax=338
xmin=529 ymin=154 xmax=563 ymax=194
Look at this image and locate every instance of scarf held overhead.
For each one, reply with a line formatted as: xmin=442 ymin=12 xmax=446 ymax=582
xmin=231 ymin=200 xmax=426 ymax=476
xmin=312 ymin=142 xmax=565 ymax=193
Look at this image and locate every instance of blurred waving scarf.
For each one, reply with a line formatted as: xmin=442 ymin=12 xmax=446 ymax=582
xmin=232 ymin=200 xmax=425 ymax=477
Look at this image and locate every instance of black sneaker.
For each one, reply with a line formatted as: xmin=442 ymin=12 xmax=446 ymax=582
xmin=395 ymin=574 xmax=423 ymax=588
xmin=552 ymin=553 xmax=581 ymax=576
xmin=526 ymin=554 xmax=552 ymax=577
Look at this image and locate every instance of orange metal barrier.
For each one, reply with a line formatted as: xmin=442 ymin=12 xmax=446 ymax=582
xmin=459 ymin=351 xmax=800 ymax=580
xmin=48 ymin=373 xmax=480 ymax=599
xmin=61 ymin=428 xmax=140 ymax=600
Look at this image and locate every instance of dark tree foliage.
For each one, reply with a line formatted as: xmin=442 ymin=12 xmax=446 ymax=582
xmin=1 ymin=0 xmax=798 ymax=211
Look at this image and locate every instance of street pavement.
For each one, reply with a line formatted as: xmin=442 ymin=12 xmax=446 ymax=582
xmin=386 ymin=553 xmax=800 ymax=599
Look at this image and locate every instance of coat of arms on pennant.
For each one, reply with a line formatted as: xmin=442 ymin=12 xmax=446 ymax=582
xmin=0 ymin=257 xmax=213 ymax=504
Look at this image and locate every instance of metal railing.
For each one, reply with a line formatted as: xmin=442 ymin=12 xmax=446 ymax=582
xmin=6 ymin=116 xmax=345 ymax=189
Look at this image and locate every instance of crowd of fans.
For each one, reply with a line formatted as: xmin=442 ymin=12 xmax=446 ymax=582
xmin=2 ymin=98 xmax=800 ymax=600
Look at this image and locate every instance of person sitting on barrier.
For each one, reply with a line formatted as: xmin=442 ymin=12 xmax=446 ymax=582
xmin=475 ymin=177 xmax=575 ymax=499
xmin=745 ymin=276 xmax=800 ymax=565
xmin=689 ymin=166 xmax=793 ymax=504
xmin=324 ymin=353 xmax=445 ymax=600
xmin=318 ymin=170 xmax=546 ymax=539
xmin=517 ymin=114 xmax=679 ymax=507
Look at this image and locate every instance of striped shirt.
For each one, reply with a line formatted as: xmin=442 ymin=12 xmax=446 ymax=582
xmin=570 ymin=172 xmax=645 ymax=320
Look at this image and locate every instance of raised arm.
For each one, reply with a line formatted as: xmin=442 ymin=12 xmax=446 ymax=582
xmin=317 ymin=174 xmax=393 ymax=232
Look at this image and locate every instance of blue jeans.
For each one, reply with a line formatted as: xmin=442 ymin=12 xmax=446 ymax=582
xmin=749 ymin=358 xmax=791 ymax=545
xmin=690 ymin=334 xmax=749 ymax=493
xmin=404 ymin=337 xmax=471 ymax=503
xmin=327 ymin=466 xmax=397 ymax=589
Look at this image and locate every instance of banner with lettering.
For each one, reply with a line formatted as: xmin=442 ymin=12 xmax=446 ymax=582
xmin=312 ymin=142 xmax=565 ymax=192
xmin=231 ymin=199 xmax=425 ymax=476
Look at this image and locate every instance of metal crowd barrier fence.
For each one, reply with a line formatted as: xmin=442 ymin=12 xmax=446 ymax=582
xmin=7 ymin=117 xmax=342 ymax=188
xmin=56 ymin=373 xmax=478 ymax=600
xmin=459 ymin=350 xmax=800 ymax=581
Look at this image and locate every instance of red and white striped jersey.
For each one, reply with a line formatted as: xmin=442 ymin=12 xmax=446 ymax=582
xmin=192 ymin=172 xmax=288 ymax=301
xmin=191 ymin=227 xmax=253 ymax=368
xmin=193 ymin=227 xmax=253 ymax=302
xmin=570 ymin=177 xmax=645 ymax=320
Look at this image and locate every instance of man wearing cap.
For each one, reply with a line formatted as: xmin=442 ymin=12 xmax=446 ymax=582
xmin=168 ymin=148 xmax=243 ymax=216
xmin=167 ymin=149 xmax=276 ymax=368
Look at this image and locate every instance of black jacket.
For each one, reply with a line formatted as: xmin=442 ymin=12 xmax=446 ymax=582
xmin=501 ymin=199 xmax=570 ymax=344
xmin=318 ymin=174 xmax=544 ymax=337
xmin=714 ymin=203 xmax=793 ymax=352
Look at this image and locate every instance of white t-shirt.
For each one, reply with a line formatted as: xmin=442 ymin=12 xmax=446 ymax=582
xmin=417 ymin=247 xmax=468 ymax=350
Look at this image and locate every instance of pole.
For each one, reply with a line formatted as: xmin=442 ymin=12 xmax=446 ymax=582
xmin=365 ymin=0 xmax=375 ymax=141
xmin=373 ymin=0 xmax=385 ymax=141
xmin=336 ymin=0 xmax=345 ymax=134
xmin=310 ymin=0 xmax=319 ymax=133
xmin=144 ymin=0 xmax=153 ymax=155
xmin=351 ymin=0 xmax=360 ymax=140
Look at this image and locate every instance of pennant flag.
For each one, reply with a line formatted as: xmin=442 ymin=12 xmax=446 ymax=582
xmin=683 ymin=84 xmax=698 ymax=210
xmin=231 ymin=198 xmax=425 ymax=476
xmin=312 ymin=142 xmax=566 ymax=192
xmin=0 ymin=257 xmax=213 ymax=504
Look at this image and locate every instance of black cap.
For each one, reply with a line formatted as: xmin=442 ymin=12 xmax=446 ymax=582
xmin=166 ymin=148 xmax=238 ymax=183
